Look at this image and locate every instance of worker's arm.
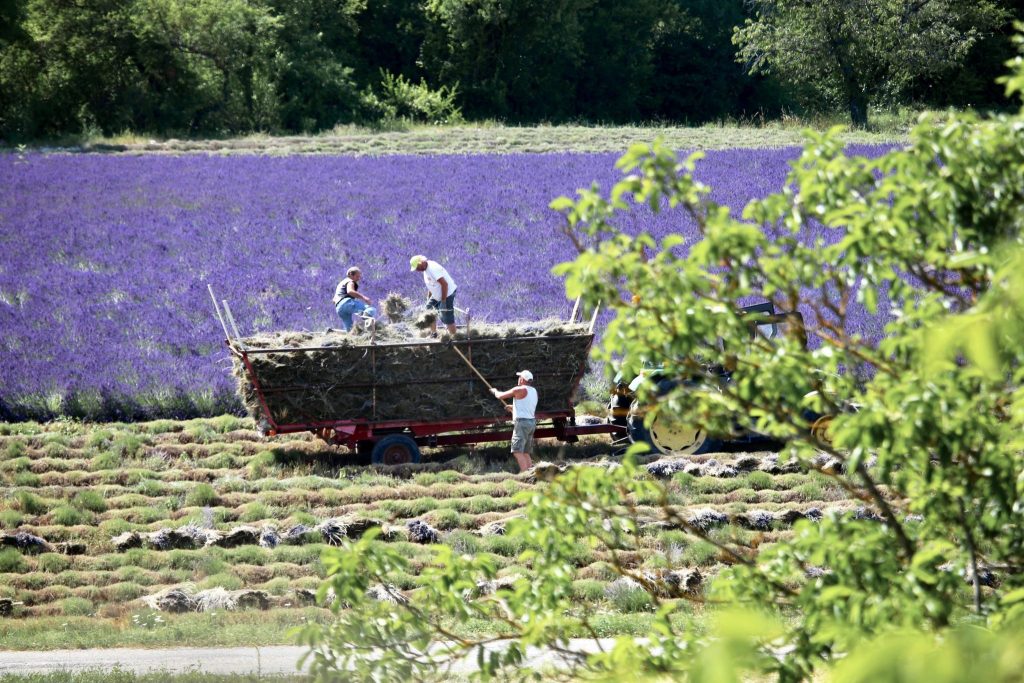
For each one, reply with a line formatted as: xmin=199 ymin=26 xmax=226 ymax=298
xmin=437 ymin=276 xmax=449 ymax=301
xmin=346 ymin=281 xmax=371 ymax=304
xmin=492 ymin=386 xmax=528 ymax=401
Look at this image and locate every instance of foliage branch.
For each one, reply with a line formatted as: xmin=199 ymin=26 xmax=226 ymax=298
xmin=298 ymin=39 xmax=1024 ymax=681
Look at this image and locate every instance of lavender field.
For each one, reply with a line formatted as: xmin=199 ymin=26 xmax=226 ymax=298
xmin=0 ymin=146 xmax=889 ymax=420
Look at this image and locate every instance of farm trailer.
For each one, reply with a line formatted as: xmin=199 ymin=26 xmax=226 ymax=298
xmin=212 ymin=293 xmax=623 ymax=465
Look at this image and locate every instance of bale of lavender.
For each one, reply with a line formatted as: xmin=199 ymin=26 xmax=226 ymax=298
xmin=112 ymin=531 xmax=143 ymax=552
xmin=231 ymin=321 xmax=592 ymax=426
xmin=686 ymin=508 xmax=729 ymax=531
xmin=366 ymin=584 xmax=409 ymax=605
xmin=382 ymin=293 xmax=412 ymax=323
xmin=734 ymin=510 xmax=774 ymax=531
xmin=143 ymin=587 xmax=197 ymax=613
xmin=646 ymin=459 xmax=689 ymax=479
xmin=146 ymin=525 xmax=213 ymax=551
xmin=316 ymin=515 xmax=376 ymax=545
xmin=0 ymin=531 xmax=53 ymax=553
xmin=259 ymin=526 xmax=280 ymax=549
xmin=211 ymin=526 xmax=261 ymax=548
xmin=406 ymin=519 xmax=440 ymax=544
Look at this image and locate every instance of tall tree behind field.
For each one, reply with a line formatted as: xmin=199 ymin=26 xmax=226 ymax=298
xmin=354 ymin=0 xmax=429 ymax=84
xmin=133 ymin=0 xmax=281 ymax=132
xmin=0 ymin=0 xmax=163 ymax=138
xmin=572 ymin=0 xmax=663 ymax=122
xmin=733 ymin=0 xmax=1009 ymax=127
xmin=421 ymin=0 xmax=591 ymax=121
xmin=645 ymin=0 xmax=786 ymax=123
xmin=266 ymin=0 xmax=369 ymax=131
xmin=906 ymin=0 xmax=1021 ymax=110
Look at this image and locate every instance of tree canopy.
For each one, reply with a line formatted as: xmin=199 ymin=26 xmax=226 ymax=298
xmin=1 ymin=0 xmax=1019 ymax=139
xmin=734 ymin=0 xmax=1009 ymax=126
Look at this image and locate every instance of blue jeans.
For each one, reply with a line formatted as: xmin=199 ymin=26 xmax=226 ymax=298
xmin=336 ymin=299 xmax=376 ymax=331
xmin=427 ymin=292 xmax=457 ymax=325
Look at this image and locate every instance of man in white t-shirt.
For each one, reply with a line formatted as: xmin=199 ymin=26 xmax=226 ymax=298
xmin=409 ymin=254 xmax=458 ymax=335
xmin=491 ymin=370 xmax=537 ymax=472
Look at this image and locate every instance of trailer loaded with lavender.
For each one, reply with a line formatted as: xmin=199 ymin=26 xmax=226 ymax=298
xmin=221 ymin=301 xmax=622 ymax=464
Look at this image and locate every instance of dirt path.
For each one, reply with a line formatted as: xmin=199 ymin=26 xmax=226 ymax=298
xmin=0 ymin=641 xmax=614 ymax=676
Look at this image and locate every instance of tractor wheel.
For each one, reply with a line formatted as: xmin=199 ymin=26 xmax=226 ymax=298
xmin=370 ymin=434 xmax=421 ymax=466
xmin=810 ymin=415 xmax=834 ymax=445
xmin=627 ymin=401 xmax=713 ymax=456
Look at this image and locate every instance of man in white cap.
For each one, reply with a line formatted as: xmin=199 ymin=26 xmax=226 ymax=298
xmin=491 ymin=370 xmax=537 ymax=472
xmin=410 ymin=254 xmax=458 ymax=335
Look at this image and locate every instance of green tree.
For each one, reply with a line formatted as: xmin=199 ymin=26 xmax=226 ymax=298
xmin=421 ymin=0 xmax=591 ymax=121
xmin=733 ymin=0 xmax=1008 ymax=126
xmin=647 ymin=0 xmax=786 ymax=123
xmin=265 ymin=0 xmax=369 ymax=132
xmin=299 ymin=36 xmax=1024 ymax=681
xmin=133 ymin=0 xmax=280 ymax=132
xmin=0 ymin=0 xmax=162 ymax=138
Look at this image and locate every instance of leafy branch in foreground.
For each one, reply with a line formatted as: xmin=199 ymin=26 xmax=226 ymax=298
xmin=299 ymin=38 xmax=1024 ymax=682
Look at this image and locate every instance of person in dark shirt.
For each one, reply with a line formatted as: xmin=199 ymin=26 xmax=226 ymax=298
xmin=333 ymin=266 xmax=376 ymax=332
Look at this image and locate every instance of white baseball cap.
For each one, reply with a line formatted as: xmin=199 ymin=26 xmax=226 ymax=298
xmin=516 ymin=370 xmax=533 ymax=382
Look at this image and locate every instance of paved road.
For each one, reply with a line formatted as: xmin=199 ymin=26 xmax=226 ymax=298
xmin=0 ymin=640 xmax=615 ymax=677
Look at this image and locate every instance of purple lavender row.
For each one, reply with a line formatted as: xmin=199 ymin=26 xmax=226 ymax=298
xmin=0 ymin=145 xmax=892 ymax=420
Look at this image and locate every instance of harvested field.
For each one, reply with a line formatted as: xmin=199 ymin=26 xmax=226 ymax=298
xmin=0 ymin=416 xmax=888 ymax=648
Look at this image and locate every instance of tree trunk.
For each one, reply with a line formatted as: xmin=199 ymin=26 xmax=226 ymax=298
xmin=848 ymin=91 xmax=869 ymax=128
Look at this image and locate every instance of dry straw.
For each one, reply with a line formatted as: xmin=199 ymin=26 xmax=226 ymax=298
xmin=231 ymin=319 xmax=592 ymax=426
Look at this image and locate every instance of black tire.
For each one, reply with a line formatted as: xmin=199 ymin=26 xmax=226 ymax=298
xmin=607 ymin=388 xmax=632 ymax=429
xmin=349 ymin=440 xmax=374 ymax=466
xmin=370 ymin=434 xmax=421 ymax=466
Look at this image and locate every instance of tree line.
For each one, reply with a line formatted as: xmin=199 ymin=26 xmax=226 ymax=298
xmin=0 ymin=0 xmax=1018 ymax=140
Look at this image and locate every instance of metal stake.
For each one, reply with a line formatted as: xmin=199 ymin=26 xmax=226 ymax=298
xmin=208 ymin=284 xmax=231 ymax=342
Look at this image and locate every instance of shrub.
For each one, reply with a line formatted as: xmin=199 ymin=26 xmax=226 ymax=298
xmin=0 ymin=510 xmax=23 ymax=528
xmin=209 ymin=415 xmax=246 ymax=433
xmin=199 ymin=572 xmax=244 ymax=590
xmin=111 ymin=433 xmax=148 ymax=459
xmin=1 ymin=456 xmax=30 ymax=473
xmin=239 ymin=502 xmax=269 ymax=523
xmin=746 ymin=471 xmax=774 ymax=491
xmin=185 ymin=483 xmax=217 ymax=507
xmin=106 ymin=582 xmax=146 ymax=602
xmin=248 ymin=449 xmax=277 ymax=478
xmin=37 ymin=553 xmax=71 ymax=573
xmin=72 ymin=489 xmax=108 ymax=513
xmin=227 ymin=545 xmax=270 ymax=566
xmin=0 ymin=549 xmax=28 ymax=573
xmin=90 ymin=451 xmax=120 ymax=470
xmin=3 ymin=439 xmax=27 ymax=459
xmin=13 ymin=491 xmax=47 ymax=515
xmin=605 ymin=581 xmax=655 ymax=613
xmin=42 ymin=441 xmax=66 ymax=457
xmin=264 ymin=577 xmax=291 ymax=596
xmin=86 ymin=430 xmax=113 ymax=449
xmin=60 ymin=597 xmax=94 ymax=616
xmin=571 ymin=579 xmax=606 ymax=602
xmin=51 ymin=505 xmax=90 ymax=526
xmin=12 ymin=471 xmax=40 ymax=487
xmin=135 ymin=478 xmax=163 ymax=497
xmin=376 ymin=70 xmax=463 ymax=125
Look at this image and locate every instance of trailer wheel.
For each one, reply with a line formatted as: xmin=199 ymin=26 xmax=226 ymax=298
xmin=627 ymin=401 xmax=713 ymax=456
xmin=371 ymin=434 xmax=421 ymax=466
